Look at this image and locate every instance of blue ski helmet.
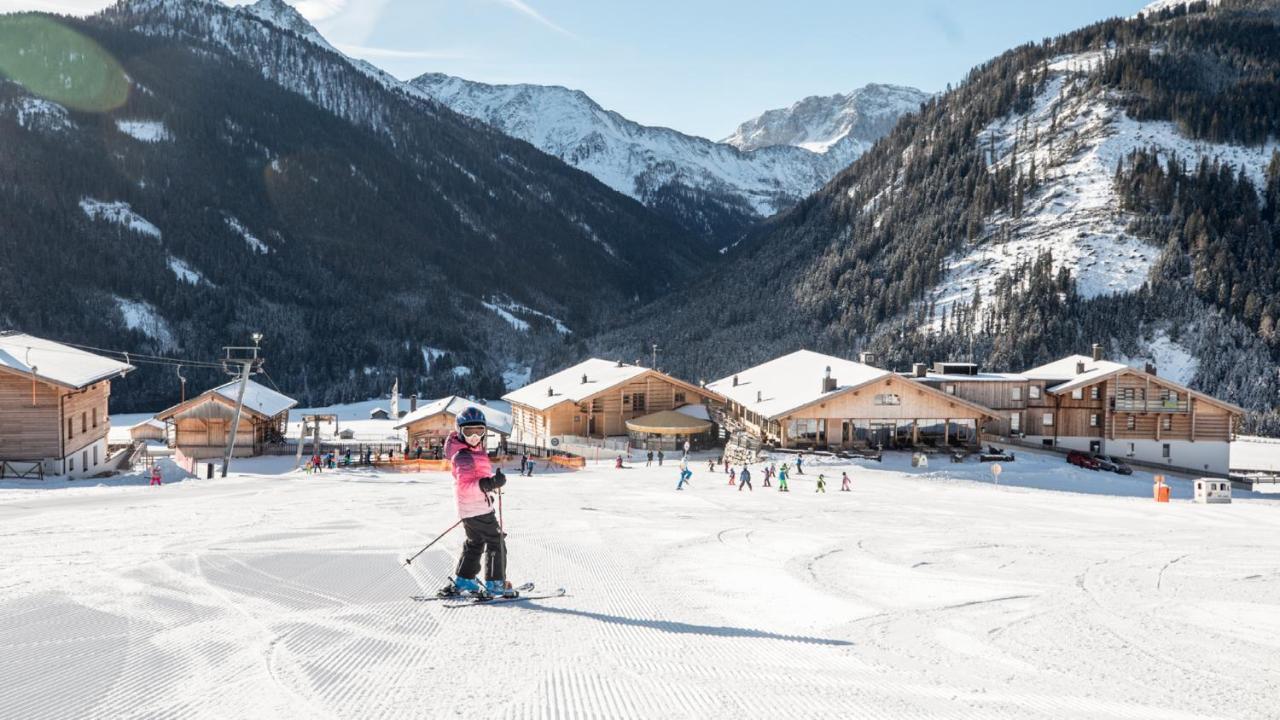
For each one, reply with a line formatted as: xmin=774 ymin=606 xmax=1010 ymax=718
xmin=456 ymin=406 xmax=488 ymax=431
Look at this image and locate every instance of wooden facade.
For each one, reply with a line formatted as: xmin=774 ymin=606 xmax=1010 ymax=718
xmin=728 ymin=374 xmax=995 ymax=450
xmin=508 ymin=369 xmax=715 ymax=447
xmin=0 ymin=369 xmax=120 ymax=477
xmin=156 ymin=390 xmax=291 ymax=460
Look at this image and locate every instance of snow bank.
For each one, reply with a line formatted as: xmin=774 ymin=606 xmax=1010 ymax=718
xmin=8 ymin=96 xmax=72 ymax=132
xmin=483 ymin=298 xmax=571 ymax=334
xmin=167 ymin=255 xmax=204 ymax=285
xmin=225 ymin=215 xmax=269 ymax=253
xmin=79 ymin=198 xmax=161 ymax=239
xmin=115 ymin=118 xmax=172 ymax=143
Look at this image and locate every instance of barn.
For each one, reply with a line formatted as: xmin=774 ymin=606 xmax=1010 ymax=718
xmin=155 ymin=379 xmax=296 ymax=460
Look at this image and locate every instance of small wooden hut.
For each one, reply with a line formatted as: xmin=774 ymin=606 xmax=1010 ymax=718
xmin=155 ymin=379 xmax=295 ymax=459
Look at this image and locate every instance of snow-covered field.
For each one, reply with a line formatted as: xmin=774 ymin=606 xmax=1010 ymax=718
xmin=2 ymin=448 xmax=1277 ymax=719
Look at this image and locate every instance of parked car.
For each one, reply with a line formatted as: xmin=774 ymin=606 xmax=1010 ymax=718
xmin=1092 ymin=455 xmax=1117 ymax=472
xmin=1099 ymin=455 xmax=1133 ymax=475
xmin=980 ymin=445 xmax=1015 ymax=462
xmin=1067 ymin=451 xmax=1100 ymax=470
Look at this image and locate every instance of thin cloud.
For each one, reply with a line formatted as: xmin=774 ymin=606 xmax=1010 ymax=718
xmin=334 ymin=42 xmax=466 ymax=61
xmin=494 ymin=0 xmax=575 ymax=38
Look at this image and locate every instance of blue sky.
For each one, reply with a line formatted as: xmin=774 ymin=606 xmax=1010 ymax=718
xmin=6 ymin=0 xmax=1157 ymax=139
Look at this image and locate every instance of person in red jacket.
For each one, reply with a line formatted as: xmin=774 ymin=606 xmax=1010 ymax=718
xmin=437 ymin=407 xmax=513 ymax=598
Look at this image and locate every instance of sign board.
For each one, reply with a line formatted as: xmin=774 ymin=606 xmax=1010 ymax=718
xmin=550 ymin=437 xmax=560 ymax=447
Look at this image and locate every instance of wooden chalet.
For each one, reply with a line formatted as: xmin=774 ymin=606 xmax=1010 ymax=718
xmin=709 ymin=350 xmax=996 ymax=451
xmin=0 ymin=332 xmax=134 ymax=478
xmin=915 ymin=345 xmax=1244 ymax=475
xmin=394 ymin=396 xmax=512 ymax=454
xmin=503 ymin=359 xmax=720 ymax=448
xmin=155 ymin=379 xmax=295 ymax=460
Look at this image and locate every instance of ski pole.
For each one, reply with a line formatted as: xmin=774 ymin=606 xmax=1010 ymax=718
xmin=403 ymin=519 xmax=462 ymax=566
xmin=497 ymin=487 xmax=504 ymax=532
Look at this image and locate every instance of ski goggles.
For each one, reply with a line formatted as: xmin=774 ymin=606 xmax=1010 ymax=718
xmin=460 ymin=426 xmax=487 ymax=440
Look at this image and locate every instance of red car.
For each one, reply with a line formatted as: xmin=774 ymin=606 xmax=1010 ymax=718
xmin=1067 ymin=451 xmax=1100 ymax=470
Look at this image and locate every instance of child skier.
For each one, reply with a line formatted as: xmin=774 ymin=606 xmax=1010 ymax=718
xmin=762 ymin=463 xmax=772 ymax=488
xmin=149 ymin=463 xmax=163 ymax=486
xmin=778 ymin=464 xmax=789 ymax=492
xmin=437 ymin=407 xmax=514 ymax=599
xmin=677 ymin=458 xmax=692 ymax=490
xmin=738 ymin=466 xmax=753 ymax=492
xmin=796 ymin=454 xmax=805 ymax=474
xmin=728 ymin=467 xmax=736 ymax=486
xmin=840 ymin=471 xmax=851 ymax=492
xmin=815 ymin=474 xmax=826 ymax=493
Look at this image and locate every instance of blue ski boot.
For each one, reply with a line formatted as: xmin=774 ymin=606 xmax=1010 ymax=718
xmin=437 ymin=576 xmax=483 ymax=598
xmin=486 ymin=579 xmax=519 ymax=598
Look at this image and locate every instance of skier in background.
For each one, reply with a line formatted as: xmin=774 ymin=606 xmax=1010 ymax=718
xmin=437 ymin=408 xmax=514 ymax=599
xmin=728 ymin=467 xmax=736 ymax=486
xmin=762 ymin=463 xmax=773 ymax=488
xmin=796 ymin=454 xmax=805 ymax=474
xmin=646 ymin=449 xmax=654 ymax=467
xmin=738 ymin=465 xmax=753 ymax=492
xmin=777 ymin=463 xmax=789 ymax=492
xmin=815 ymin=474 xmax=827 ymax=493
xmin=840 ymin=471 xmax=851 ymax=492
xmin=658 ymin=449 xmax=665 ymax=466
xmin=677 ymin=457 xmax=692 ymax=490
xmin=150 ymin=463 xmax=163 ymax=486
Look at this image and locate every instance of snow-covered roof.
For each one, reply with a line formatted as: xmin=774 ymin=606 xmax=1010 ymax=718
xmin=394 ymin=395 xmax=514 ymax=435
xmin=1022 ymin=355 xmax=1127 ymax=381
xmin=503 ymin=358 xmax=651 ymax=411
xmin=0 ymin=332 xmax=134 ymax=389
xmin=209 ymin=379 xmax=296 ymax=418
xmin=707 ymin=350 xmax=889 ymax=420
xmin=920 ymin=372 xmax=1028 ymax=382
xmin=675 ymin=403 xmax=710 ymax=421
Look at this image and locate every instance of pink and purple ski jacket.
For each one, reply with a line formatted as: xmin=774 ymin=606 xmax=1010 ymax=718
xmin=445 ymin=433 xmax=494 ymax=519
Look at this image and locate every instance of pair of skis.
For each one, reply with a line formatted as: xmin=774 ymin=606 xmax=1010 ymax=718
xmin=411 ymin=582 xmax=568 ymax=608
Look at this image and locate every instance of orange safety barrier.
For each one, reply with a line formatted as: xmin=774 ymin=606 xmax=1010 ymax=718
xmin=548 ymin=455 xmax=586 ymax=469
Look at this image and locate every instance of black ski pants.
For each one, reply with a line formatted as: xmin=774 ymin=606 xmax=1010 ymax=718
xmin=455 ymin=512 xmax=506 ymax=582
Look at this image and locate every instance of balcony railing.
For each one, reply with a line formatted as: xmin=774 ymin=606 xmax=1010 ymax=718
xmin=1111 ymin=399 xmax=1188 ymax=413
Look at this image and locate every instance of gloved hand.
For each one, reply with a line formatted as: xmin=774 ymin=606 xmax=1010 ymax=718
xmin=480 ymin=469 xmax=507 ymax=492
xmin=491 ymin=468 xmax=507 ymax=488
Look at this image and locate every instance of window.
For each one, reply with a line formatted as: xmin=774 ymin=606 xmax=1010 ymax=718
xmin=591 ymin=399 xmax=603 ymax=413
xmin=92 ymin=446 xmax=98 ymax=466
xmin=1011 ymin=387 xmax=1022 ymax=401
xmin=1091 ymin=386 xmax=1100 ymax=400
xmin=69 ymin=457 xmax=75 ymax=472
xmin=945 ymin=384 xmax=956 ymax=395
xmin=67 ymin=418 xmax=73 ymax=440
xmin=1072 ymin=388 xmax=1083 ymax=400
xmin=874 ymin=394 xmax=901 ymax=406
xmin=632 ymin=393 xmax=646 ymax=412
xmin=1127 ymin=416 xmax=1136 ymax=430
xmin=1029 ymin=385 xmax=1042 ymax=400
xmin=81 ymin=412 xmax=87 ymax=433
xmin=1161 ymin=416 xmax=1171 ymax=431
xmin=1162 ymin=443 xmax=1171 ymax=458
xmin=1010 ymin=413 xmax=1021 ymax=432
xmin=81 ymin=450 xmax=87 ymax=469
xmin=92 ymin=408 xmax=98 ymax=428
xmin=1090 ymin=414 xmax=1099 ymax=427
xmin=1042 ymin=413 xmax=1054 ymax=427
xmin=573 ymin=415 xmax=580 ymax=425
xmin=674 ymin=392 xmax=686 ymax=405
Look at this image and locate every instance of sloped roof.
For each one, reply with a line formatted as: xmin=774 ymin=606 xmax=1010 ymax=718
xmin=1023 ymin=354 xmax=1128 ymax=381
xmin=625 ymin=410 xmax=713 ymax=434
xmin=502 ymin=358 xmax=652 ymax=411
xmin=0 ymin=332 xmax=134 ymax=389
xmin=395 ymin=395 xmax=514 ymax=435
xmin=1046 ymin=364 xmax=1245 ymax=414
xmin=708 ymin=349 xmax=890 ymax=419
xmin=158 ymin=378 xmax=296 ymax=421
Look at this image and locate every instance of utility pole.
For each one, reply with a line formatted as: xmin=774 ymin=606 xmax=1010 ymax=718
xmin=221 ymin=333 xmax=264 ymax=478
xmin=651 ymin=343 xmax=659 ymax=370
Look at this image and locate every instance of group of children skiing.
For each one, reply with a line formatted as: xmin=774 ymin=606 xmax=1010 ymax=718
xmin=682 ymin=455 xmax=853 ymax=494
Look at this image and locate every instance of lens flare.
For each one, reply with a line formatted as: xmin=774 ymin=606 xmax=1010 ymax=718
xmin=0 ymin=15 xmax=129 ymax=113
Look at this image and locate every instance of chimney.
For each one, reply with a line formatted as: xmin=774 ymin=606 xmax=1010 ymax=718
xmin=547 ymin=386 xmax=554 ymax=397
xmin=616 ymin=359 xmax=624 ymax=367
xmin=913 ymin=363 xmax=927 ymax=378
xmin=1076 ymin=361 xmax=1086 ymax=375
xmin=756 ymin=390 xmax=762 ymax=403
xmin=1144 ymin=362 xmax=1157 ymax=376
xmin=581 ymin=373 xmax=588 ymax=384
xmin=858 ymin=352 xmax=876 ymax=366
xmin=410 ymin=393 xmax=418 ymax=412
xmin=732 ymin=375 xmax=739 ymax=387
xmin=1092 ymin=343 xmax=1103 ymax=361
xmin=821 ymin=366 xmax=837 ymax=393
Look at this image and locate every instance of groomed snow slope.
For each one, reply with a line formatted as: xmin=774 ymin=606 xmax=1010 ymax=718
xmin=1 ymin=450 xmax=1277 ymax=718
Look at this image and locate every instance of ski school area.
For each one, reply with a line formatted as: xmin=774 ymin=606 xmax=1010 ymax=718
xmin=2 ymin=442 xmax=1279 ymax=719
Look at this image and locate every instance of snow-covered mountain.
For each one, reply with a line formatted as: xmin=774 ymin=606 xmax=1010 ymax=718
xmin=721 ymin=84 xmax=930 ymax=169
xmin=410 ymin=74 xmax=924 ymax=246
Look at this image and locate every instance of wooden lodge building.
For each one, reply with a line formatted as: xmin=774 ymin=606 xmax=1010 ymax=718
xmin=395 ymin=395 xmax=513 ymax=454
xmin=914 ymin=345 xmax=1243 ymax=475
xmin=155 ymin=379 xmax=296 ymax=460
xmin=503 ymin=358 xmax=720 ymax=448
xmin=0 ymin=332 xmax=134 ymax=478
xmin=708 ymin=350 xmax=996 ymax=451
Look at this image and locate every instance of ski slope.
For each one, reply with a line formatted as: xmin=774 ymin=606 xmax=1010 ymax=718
xmin=1 ymin=450 xmax=1277 ymax=718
